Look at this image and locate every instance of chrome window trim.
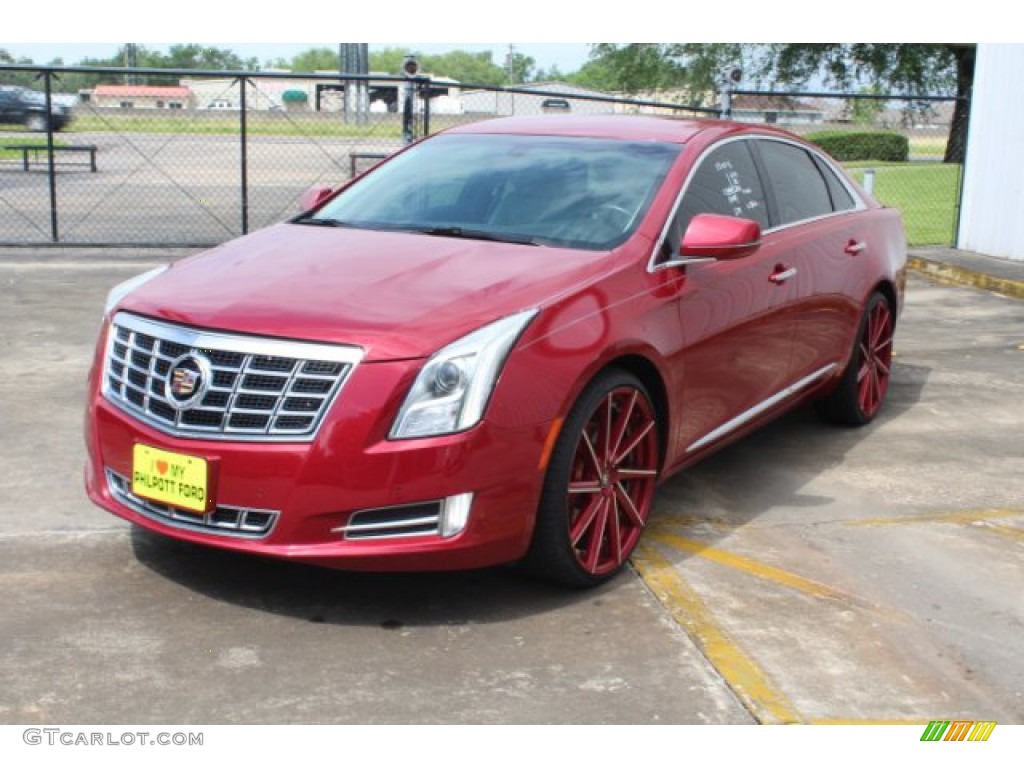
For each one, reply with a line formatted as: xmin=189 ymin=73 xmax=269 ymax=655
xmin=103 ymin=312 xmax=364 ymax=443
xmin=648 ymin=134 xmax=868 ymax=274
xmin=685 ymin=363 xmax=838 ymax=454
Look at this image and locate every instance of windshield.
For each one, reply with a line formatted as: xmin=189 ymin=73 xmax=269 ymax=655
xmin=308 ymin=134 xmax=681 ymax=250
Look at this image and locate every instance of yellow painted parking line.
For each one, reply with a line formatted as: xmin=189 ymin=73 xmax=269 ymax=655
xmin=983 ymin=524 xmax=1024 ymax=544
xmin=651 ymin=515 xmax=741 ymax=531
xmin=847 ymin=508 xmax=1023 ymax=528
xmin=633 ymin=541 xmax=802 ymax=724
xmin=907 ymin=256 xmax=1024 ymax=300
xmin=651 ymin=531 xmax=850 ymax=602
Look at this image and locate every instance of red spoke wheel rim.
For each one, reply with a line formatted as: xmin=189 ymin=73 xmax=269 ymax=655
xmin=856 ymin=300 xmax=894 ymax=419
xmin=566 ymin=386 xmax=658 ymax=576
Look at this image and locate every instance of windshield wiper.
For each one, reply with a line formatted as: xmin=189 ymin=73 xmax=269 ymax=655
xmin=292 ymin=217 xmax=354 ymax=228
xmin=413 ymin=226 xmax=542 ymax=246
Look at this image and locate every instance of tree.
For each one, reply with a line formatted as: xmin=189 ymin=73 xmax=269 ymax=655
xmin=533 ymin=64 xmax=565 ymax=83
xmin=581 ymin=43 xmax=974 ymax=163
xmin=848 ymin=85 xmax=886 ymax=126
xmin=369 ymin=48 xmax=409 ymax=76
xmin=571 ymin=44 xmax=687 ymax=94
xmin=0 ymin=48 xmax=37 ymax=87
xmin=291 ymin=47 xmax=341 ymax=73
xmin=424 ymin=50 xmax=507 ymax=86
xmin=570 ymin=43 xmax=745 ymax=106
xmin=163 ymin=44 xmax=249 ymax=70
xmin=366 ymin=48 xmax=507 ymax=86
xmin=753 ymin=44 xmax=973 ymax=163
xmin=504 ymin=52 xmax=536 ymax=85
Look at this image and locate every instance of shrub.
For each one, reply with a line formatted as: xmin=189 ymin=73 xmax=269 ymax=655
xmin=805 ymin=131 xmax=909 ymax=162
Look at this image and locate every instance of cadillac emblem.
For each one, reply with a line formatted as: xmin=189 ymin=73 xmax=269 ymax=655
xmin=165 ymin=354 xmax=211 ymax=410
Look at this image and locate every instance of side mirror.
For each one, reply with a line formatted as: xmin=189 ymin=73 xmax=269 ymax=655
xmin=680 ymin=213 xmax=761 ymax=261
xmin=299 ymin=184 xmax=334 ymax=213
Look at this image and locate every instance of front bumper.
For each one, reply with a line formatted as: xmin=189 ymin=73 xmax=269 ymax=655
xmin=85 ymin=344 xmax=550 ymax=572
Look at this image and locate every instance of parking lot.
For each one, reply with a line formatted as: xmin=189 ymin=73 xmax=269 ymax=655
xmin=0 ymin=253 xmax=1021 ymax=724
xmin=0 ymin=129 xmax=402 ymax=245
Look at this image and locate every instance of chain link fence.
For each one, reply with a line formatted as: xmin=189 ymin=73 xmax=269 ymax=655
xmin=0 ymin=65 xmax=964 ymax=248
xmin=726 ymin=89 xmax=968 ymax=246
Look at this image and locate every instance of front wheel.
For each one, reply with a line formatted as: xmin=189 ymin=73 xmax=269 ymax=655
xmin=524 ymin=369 xmax=660 ymax=587
xmin=26 ymin=114 xmax=48 ymax=132
xmin=817 ymin=292 xmax=894 ymax=426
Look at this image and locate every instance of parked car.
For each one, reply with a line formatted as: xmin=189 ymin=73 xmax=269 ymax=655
xmin=85 ymin=115 xmax=906 ymax=587
xmin=0 ymin=85 xmax=72 ymax=131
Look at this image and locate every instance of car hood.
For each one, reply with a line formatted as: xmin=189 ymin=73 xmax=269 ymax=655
xmin=120 ymin=223 xmax=617 ymax=361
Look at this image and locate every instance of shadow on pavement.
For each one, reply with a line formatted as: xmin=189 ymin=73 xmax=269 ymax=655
xmin=651 ymin=360 xmax=931 ymax=528
xmin=131 ymin=362 xmax=928 ymax=624
xmin=130 ymin=526 xmax=623 ymax=628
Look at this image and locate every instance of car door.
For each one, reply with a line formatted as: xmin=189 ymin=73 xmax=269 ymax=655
xmin=752 ymin=139 xmax=868 ymax=380
xmin=658 ymin=138 xmax=799 ymax=458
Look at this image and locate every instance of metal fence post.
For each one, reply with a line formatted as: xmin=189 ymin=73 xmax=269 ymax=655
xmin=239 ymin=77 xmax=249 ymax=235
xmin=43 ymin=70 xmax=59 ymax=242
xmin=720 ymin=82 xmax=733 ymax=120
xmin=420 ymin=77 xmax=431 ymax=138
xmin=952 ymin=91 xmax=972 ymax=247
xmin=402 ymin=80 xmax=415 ymax=145
xmin=863 ymin=169 xmax=876 ymax=196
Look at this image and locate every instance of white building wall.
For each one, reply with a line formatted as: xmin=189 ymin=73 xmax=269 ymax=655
xmin=958 ymin=44 xmax=1024 ymax=261
xmin=461 ymin=84 xmax=616 ymax=116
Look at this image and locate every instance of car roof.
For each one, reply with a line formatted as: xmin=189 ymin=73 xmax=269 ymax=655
xmin=445 ymin=115 xmax=833 ymax=160
xmin=446 ymin=115 xmax=733 ymax=144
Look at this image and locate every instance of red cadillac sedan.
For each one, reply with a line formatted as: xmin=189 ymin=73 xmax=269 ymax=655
xmin=84 ymin=115 xmax=906 ymax=587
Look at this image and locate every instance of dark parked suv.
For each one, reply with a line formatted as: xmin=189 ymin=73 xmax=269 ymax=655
xmin=0 ymin=86 xmax=72 ymax=131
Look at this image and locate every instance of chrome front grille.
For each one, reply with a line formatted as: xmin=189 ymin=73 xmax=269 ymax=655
xmin=106 ymin=470 xmax=278 ymax=538
xmin=103 ymin=312 xmax=363 ymax=442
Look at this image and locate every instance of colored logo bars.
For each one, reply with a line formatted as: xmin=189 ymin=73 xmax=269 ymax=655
xmin=921 ymin=721 xmax=996 ymax=742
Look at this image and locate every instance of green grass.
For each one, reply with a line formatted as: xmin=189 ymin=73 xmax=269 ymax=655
xmin=908 ymin=135 xmax=947 ymax=158
xmin=0 ymin=137 xmax=69 ymax=160
xmin=66 ymin=112 xmax=406 ymax=140
xmin=846 ymin=162 xmax=961 ymax=246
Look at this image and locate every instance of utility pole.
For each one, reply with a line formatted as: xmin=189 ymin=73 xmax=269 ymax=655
xmin=506 ymin=44 xmax=516 ymax=84
xmin=339 ymin=43 xmax=369 ymax=124
xmin=124 ymin=43 xmax=138 ymax=85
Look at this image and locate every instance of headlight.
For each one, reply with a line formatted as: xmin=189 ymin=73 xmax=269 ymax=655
xmin=103 ymin=265 xmax=169 ymax=316
xmin=390 ymin=309 xmax=538 ymax=439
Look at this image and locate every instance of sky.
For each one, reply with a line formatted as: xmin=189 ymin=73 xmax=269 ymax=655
xmin=2 ymin=1 xmax=1009 ymax=76
xmin=1 ymin=43 xmax=594 ymax=74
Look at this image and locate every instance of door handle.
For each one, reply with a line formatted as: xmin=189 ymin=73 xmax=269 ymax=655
xmin=769 ymin=266 xmax=797 ymax=284
xmin=845 ymin=240 xmax=867 ymax=255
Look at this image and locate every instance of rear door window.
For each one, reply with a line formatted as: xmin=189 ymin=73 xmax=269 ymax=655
xmin=756 ymin=141 xmax=833 ymax=225
xmin=813 ymin=154 xmax=858 ymax=212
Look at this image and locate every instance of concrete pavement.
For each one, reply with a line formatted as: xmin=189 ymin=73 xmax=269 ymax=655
xmin=0 ymin=250 xmax=1021 ymax=724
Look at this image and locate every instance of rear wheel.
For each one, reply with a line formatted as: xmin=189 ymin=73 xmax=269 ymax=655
xmin=817 ymin=292 xmax=894 ymax=426
xmin=524 ymin=369 xmax=660 ymax=587
xmin=26 ymin=113 xmax=47 ymax=132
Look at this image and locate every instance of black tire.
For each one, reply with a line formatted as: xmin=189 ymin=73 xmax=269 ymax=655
xmin=26 ymin=113 xmax=48 ymax=132
xmin=524 ymin=369 xmax=660 ymax=588
xmin=816 ymin=292 xmax=895 ymax=426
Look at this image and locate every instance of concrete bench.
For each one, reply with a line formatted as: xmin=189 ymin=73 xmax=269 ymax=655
xmin=3 ymin=144 xmax=98 ymax=172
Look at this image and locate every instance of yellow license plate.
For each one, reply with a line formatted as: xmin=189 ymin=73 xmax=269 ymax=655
xmin=132 ymin=444 xmax=209 ymax=513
